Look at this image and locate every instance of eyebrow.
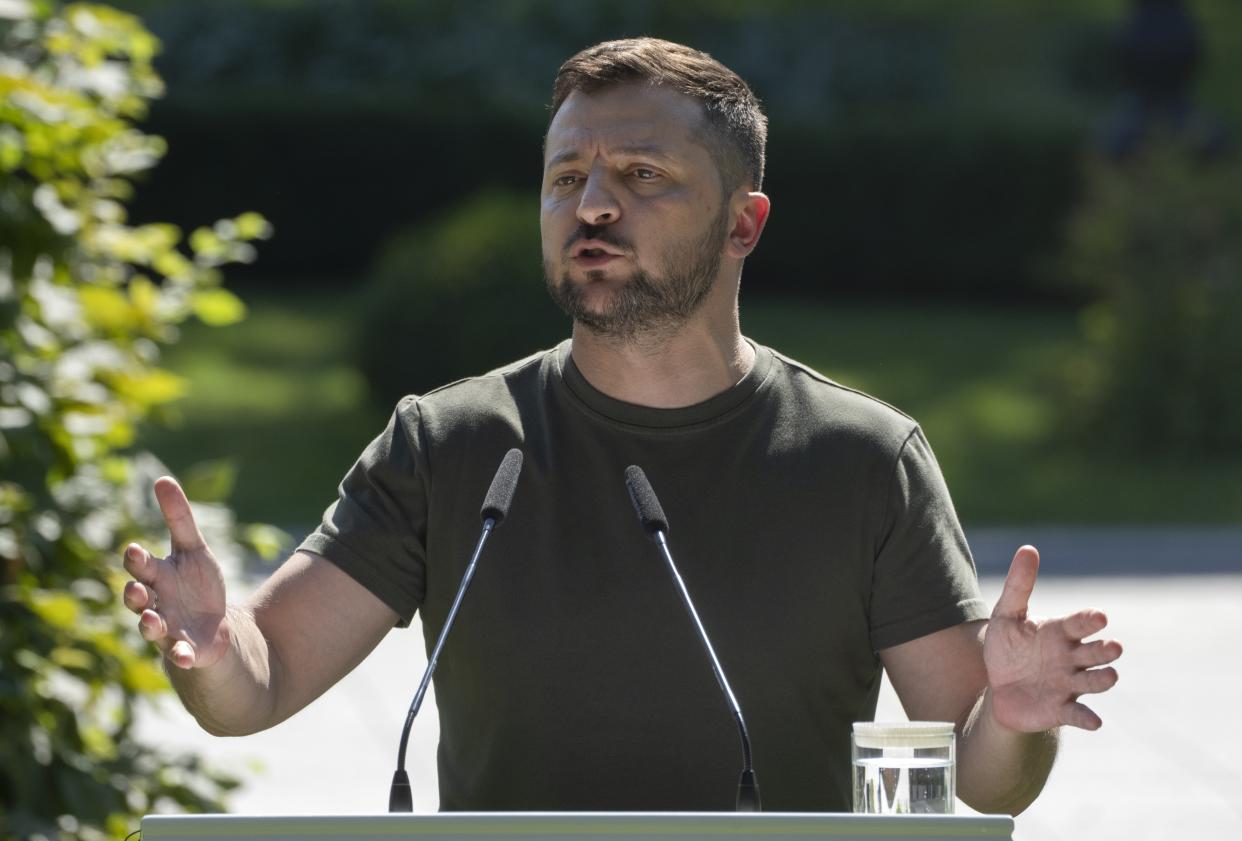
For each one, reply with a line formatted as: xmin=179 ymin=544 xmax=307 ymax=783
xmin=544 ymin=145 xmax=677 ymax=172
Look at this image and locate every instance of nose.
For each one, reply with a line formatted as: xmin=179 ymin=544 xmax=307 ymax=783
xmin=575 ymin=173 xmax=620 ymax=227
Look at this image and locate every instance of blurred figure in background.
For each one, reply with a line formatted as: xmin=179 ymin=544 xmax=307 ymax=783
xmin=1103 ymin=0 xmax=1229 ymax=159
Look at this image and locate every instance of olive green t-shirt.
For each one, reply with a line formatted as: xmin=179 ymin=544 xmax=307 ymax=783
xmin=300 ymin=341 xmax=987 ymax=812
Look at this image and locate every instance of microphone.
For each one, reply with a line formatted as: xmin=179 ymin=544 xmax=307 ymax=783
xmin=388 ymin=448 xmax=524 ymax=812
xmin=623 ymin=465 xmax=761 ymax=812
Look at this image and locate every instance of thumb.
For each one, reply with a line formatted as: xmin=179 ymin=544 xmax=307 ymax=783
xmin=168 ymin=639 xmax=197 ymax=670
xmin=992 ymin=545 xmax=1039 ymax=620
xmin=154 ymin=476 xmax=207 ymax=552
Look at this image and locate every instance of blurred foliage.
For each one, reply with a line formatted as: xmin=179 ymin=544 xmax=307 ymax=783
xmin=105 ymin=0 xmax=1183 ymax=298
xmin=355 ymin=191 xmax=566 ymax=406
xmin=0 ymin=2 xmax=278 ymax=838
xmin=84 ymin=1 xmax=1242 ymax=301
xmin=114 ymin=0 xmax=955 ymax=118
xmin=141 ymin=292 xmax=379 ymax=527
xmin=758 ymin=114 xmax=1081 ymax=300
xmin=745 ymin=298 xmax=1242 ymax=524
xmin=64 ymin=0 xmax=1239 ymax=525
xmin=151 ymin=287 xmax=1242 ymax=526
xmin=1058 ymin=138 xmax=1242 ymax=455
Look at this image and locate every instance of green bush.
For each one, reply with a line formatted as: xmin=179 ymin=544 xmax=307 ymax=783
xmin=355 ymin=191 xmax=568 ymax=407
xmin=753 ymin=114 xmax=1084 ymax=300
xmin=113 ymin=0 xmax=1095 ymax=301
xmin=0 ymin=4 xmax=276 ymax=838
xmin=1059 ymin=140 xmax=1242 ymax=454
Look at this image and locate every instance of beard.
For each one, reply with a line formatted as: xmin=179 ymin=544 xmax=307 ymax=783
xmin=544 ymin=209 xmax=730 ymax=342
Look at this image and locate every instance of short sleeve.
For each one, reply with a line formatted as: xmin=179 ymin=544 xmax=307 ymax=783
xmin=298 ymin=397 xmax=428 ymax=626
xmin=868 ymin=427 xmax=988 ymax=651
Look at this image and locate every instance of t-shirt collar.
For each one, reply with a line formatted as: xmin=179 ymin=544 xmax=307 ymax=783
xmin=556 ymin=339 xmax=773 ymax=429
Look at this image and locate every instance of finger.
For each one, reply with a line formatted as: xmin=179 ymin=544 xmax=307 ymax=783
xmin=1061 ymin=608 xmax=1109 ymax=642
xmin=1074 ymin=638 xmax=1124 ymax=668
xmin=123 ymin=580 xmax=155 ymax=614
xmin=122 ymin=543 xmax=158 ymax=583
xmin=138 ymin=608 xmax=168 ymax=642
xmin=1061 ymin=700 xmax=1103 ymax=731
xmin=154 ymin=476 xmax=206 ymax=552
xmin=1071 ymin=666 xmax=1119 ymax=695
xmin=168 ymin=640 xmax=196 ymax=670
xmin=992 ymin=545 xmax=1039 ymax=620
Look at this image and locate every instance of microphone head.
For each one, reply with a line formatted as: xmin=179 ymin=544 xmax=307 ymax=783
xmin=480 ymin=448 xmax=523 ymax=523
xmin=624 ymin=464 xmax=669 ymax=538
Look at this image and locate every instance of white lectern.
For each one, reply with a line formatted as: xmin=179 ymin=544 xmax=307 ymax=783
xmin=140 ymin=812 xmax=1014 ymax=840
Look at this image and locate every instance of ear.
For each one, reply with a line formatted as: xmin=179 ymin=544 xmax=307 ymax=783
xmin=725 ymin=191 xmax=771 ymax=259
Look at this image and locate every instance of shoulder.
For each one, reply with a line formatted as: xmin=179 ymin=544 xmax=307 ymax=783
xmin=391 ymin=345 xmax=557 ymax=439
xmin=759 ymin=344 xmax=919 ymax=455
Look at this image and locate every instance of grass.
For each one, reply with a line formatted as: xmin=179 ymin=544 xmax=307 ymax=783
xmin=744 ymin=299 xmax=1242 ymax=525
xmin=144 ymin=290 xmax=1242 ymax=528
xmin=143 ymin=291 xmax=391 ymax=529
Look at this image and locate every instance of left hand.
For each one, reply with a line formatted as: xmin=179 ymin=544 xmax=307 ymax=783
xmin=984 ymin=545 xmax=1123 ymax=732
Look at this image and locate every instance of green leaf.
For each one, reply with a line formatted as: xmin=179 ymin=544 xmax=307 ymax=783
xmin=129 ymin=274 xmax=158 ymax=319
xmin=111 ymin=368 xmax=187 ymax=407
xmin=120 ymin=657 xmax=168 ymax=693
xmin=242 ymin=523 xmax=291 ymax=562
xmin=233 ymin=211 xmax=272 ymax=241
xmin=152 ymin=249 xmax=193 ymax=280
xmin=79 ymin=285 xmax=137 ymax=331
xmin=188 ymin=226 xmax=225 ymax=259
xmin=191 ymin=288 xmax=247 ymax=326
xmin=28 ymin=590 xmax=80 ymax=629
xmin=181 ymin=459 xmax=237 ymax=503
xmin=100 ymin=456 xmax=129 ymax=484
xmin=80 ymin=723 xmax=119 ymax=760
xmin=49 ymin=645 xmax=95 ymax=671
xmin=0 ymin=125 xmax=23 ymax=172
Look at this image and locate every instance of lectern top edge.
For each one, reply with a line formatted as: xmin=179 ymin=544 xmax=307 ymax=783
xmin=140 ymin=811 xmax=1015 ymax=841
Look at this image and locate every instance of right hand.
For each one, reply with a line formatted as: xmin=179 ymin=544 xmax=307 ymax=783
xmin=122 ymin=476 xmax=230 ymax=670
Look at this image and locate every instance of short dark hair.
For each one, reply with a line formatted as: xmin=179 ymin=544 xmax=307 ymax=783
xmin=549 ymin=37 xmax=767 ymax=192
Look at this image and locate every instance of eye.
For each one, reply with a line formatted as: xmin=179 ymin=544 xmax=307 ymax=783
xmin=631 ymin=168 xmax=659 ymax=181
xmin=552 ymin=174 xmax=580 ymax=188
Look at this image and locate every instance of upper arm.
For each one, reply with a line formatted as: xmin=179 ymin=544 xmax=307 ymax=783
xmin=245 ymin=550 xmax=401 ymax=726
xmin=879 ymin=619 xmax=988 ymax=729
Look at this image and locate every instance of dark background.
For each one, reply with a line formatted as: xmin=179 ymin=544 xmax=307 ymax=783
xmin=115 ymin=0 xmax=1238 ymax=301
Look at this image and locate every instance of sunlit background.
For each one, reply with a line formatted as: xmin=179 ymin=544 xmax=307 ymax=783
xmin=3 ymin=2 xmax=1240 ymax=840
xmin=118 ymin=0 xmax=1242 ymax=529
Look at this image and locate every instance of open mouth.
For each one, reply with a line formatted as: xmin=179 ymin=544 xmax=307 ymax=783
xmin=571 ymin=239 xmax=626 ymax=261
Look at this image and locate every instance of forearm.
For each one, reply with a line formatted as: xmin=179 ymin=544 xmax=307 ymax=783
xmin=166 ymin=604 xmax=282 ymax=737
xmin=957 ymin=689 xmax=1058 ymax=815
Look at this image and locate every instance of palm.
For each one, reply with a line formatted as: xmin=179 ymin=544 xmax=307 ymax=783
xmin=122 ymin=477 xmax=231 ymax=669
xmin=984 ymin=546 xmax=1122 ymax=732
xmin=986 ymin=613 xmax=1076 ymax=731
xmin=150 ymin=543 xmax=230 ymax=668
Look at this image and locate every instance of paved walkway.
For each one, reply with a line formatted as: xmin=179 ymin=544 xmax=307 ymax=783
xmin=137 ymin=528 xmax=1242 ymax=840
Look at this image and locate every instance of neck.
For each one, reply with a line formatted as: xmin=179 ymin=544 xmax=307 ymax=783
xmin=568 ymin=284 xmax=754 ymax=408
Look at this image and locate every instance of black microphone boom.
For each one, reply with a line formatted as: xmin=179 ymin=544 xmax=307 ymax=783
xmin=623 ymin=465 xmax=762 ymax=812
xmin=388 ymin=448 xmax=524 ymax=812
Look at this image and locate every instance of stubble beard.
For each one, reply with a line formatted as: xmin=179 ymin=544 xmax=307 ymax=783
xmin=544 ymin=209 xmax=730 ymax=343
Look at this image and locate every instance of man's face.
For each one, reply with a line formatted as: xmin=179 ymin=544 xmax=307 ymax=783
xmin=540 ymin=84 xmax=733 ymax=340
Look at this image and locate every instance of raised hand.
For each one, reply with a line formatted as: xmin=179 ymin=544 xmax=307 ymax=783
xmin=122 ymin=477 xmax=230 ymax=670
xmin=984 ymin=545 xmax=1123 ymax=732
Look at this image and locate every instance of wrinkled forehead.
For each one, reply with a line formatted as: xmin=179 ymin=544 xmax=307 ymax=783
xmin=543 ymin=85 xmax=710 ymax=169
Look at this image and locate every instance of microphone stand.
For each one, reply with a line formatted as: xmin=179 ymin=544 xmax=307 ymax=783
xmin=626 ymin=465 xmax=761 ymax=812
xmin=388 ymin=518 xmax=497 ymax=811
xmin=388 ymin=448 xmax=523 ymax=812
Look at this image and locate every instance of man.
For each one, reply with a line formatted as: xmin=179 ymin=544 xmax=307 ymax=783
xmin=121 ymin=38 xmax=1121 ymax=814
